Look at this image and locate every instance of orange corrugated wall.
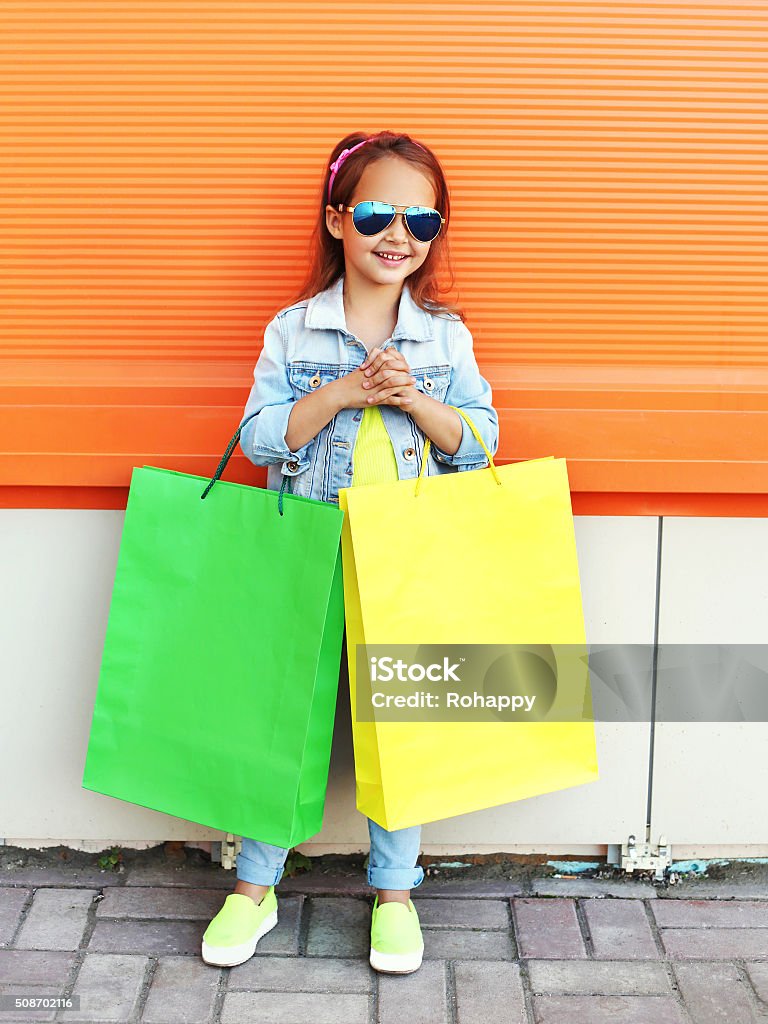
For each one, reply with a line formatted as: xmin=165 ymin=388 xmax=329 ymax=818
xmin=2 ymin=1 xmax=767 ymax=514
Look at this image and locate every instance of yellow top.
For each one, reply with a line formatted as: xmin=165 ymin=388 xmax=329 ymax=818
xmin=351 ymin=404 xmax=399 ymax=486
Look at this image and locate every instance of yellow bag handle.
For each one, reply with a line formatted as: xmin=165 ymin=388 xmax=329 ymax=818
xmin=416 ymin=405 xmax=502 ymax=496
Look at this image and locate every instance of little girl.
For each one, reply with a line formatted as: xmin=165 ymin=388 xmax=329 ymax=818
xmin=201 ymin=130 xmax=499 ymax=975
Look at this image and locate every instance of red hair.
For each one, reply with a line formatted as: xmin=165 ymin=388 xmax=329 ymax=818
xmin=285 ymin=130 xmax=466 ymax=322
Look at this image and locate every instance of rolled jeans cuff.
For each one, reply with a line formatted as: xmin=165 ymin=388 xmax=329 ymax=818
xmin=236 ymin=837 xmax=290 ymax=887
xmin=367 ymin=864 xmax=425 ymax=891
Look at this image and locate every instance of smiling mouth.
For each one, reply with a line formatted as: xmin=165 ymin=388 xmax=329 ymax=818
xmin=374 ymin=252 xmax=409 ymax=263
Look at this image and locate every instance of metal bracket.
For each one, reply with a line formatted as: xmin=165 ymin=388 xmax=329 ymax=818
xmin=620 ymin=834 xmax=672 ymax=880
xmin=220 ymin=834 xmax=241 ymax=871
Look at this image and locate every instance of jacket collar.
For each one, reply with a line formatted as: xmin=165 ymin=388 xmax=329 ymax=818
xmin=305 ymin=273 xmax=434 ymax=342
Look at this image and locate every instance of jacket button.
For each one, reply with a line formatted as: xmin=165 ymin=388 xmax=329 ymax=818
xmin=423 ymin=378 xmax=434 ymax=391
xmin=287 ymin=460 xmax=299 ymax=471
xmin=403 ymin=447 xmax=415 ymax=460
xmin=309 ymin=374 xmax=321 ymax=388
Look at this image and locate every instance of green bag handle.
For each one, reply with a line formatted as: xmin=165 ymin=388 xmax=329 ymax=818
xmin=200 ymin=410 xmax=292 ymax=516
xmin=415 ymin=405 xmax=502 ymax=497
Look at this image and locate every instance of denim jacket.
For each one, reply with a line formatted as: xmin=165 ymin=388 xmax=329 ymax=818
xmin=238 ymin=273 xmax=499 ymax=505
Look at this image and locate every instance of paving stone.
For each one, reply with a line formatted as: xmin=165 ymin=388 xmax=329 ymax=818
xmin=97 ymin=886 xmax=226 ymax=919
xmin=745 ymin=961 xmax=768 ymax=1003
xmin=125 ymin=869 xmax=529 ymax=898
xmin=583 ymin=899 xmax=659 ymax=959
xmin=415 ymin=898 xmax=508 ymax=930
xmin=242 ymin=874 xmax=520 ymax=896
xmin=59 ymin=952 xmax=147 ymax=1022
xmin=305 ymin=898 xmax=370 ymax=958
xmin=253 ymin=895 xmax=303 ymax=956
xmin=661 ymin=928 xmax=768 ymax=959
xmin=124 ymin=871 xmax=523 ymax=898
xmin=531 ymin=879 xmax=657 ymax=899
xmin=652 ymin=898 xmax=768 ymax=928
xmin=278 ymin=875 xmax=372 ymax=897
xmin=87 ymin=919 xmax=206 ymax=957
xmin=0 ymin=949 xmax=75 ymax=986
xmin=0 ymin=993 xmax=57 ymax=1022
xmin=87 ymin=895 xmax=301 ymax=957
xmin=512 ymin=899 xmax=586 ymax=959
xmin=229 ymin=954 xmax=373 ymax=991
xmin=0 ymin=888 xmax=30 ymax=946
xmin=661 ymin=880 xmax=768 ymax=900
xmin=141 ymin=956 xmax=221 ymax=1024
xmin=532 ymin=994 xmax=688 ymax=1023
xmin=0 ymin=867 xmax=124 ymax=888
xmin=16 ymin=853 xmax=768 ymax=1024
xmin=454 ymin=960 xmax=526 ymax=1023
xmin=417 ymin=879 xmax=525 ymax=898
xmin=377 ymin=960 xmax=448 ymax=1024
xmin=424 ymin=929 xmax=515 ymax=960
xmin=220 ymin=990 xmax=370 ymax=1023
xmin=124 ymin=865 xmax=235 ymax=889
xmin=14 ymin=889 xmax=97 ymax=952
xmin=673 ymin=962 xmax=764 ymax=1023
xmin=0 ymin=950 xmax=74 ymax=1024
xmin=527 ymin=959 xmax=671 ymax=996
xmin=749 ymin=962 xmax=768 ymax=1003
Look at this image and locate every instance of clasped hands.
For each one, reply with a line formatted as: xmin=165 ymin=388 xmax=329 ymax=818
xmin=309 ymin=345 xmax=463 ymax=457
xmin=349 ymin=346 xmax=422 ymax=410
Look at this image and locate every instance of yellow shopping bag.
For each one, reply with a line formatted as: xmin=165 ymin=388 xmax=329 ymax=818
xmin=338 ymin=408 xmax=599 ymax=831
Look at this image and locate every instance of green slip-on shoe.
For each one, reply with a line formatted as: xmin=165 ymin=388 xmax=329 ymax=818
xmin=201 ymin=888 xmax=278 ymax=967
xmin=369 ymin=895 xmax=424 ymax=974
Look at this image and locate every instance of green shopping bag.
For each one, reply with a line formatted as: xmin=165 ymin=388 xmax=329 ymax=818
xmin=82 ymin=413 xmax=345 ymax=848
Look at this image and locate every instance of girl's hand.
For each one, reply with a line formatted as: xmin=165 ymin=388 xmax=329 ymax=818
xmin=359 ymin=347 xmax=420 ymax=408
xmin=330 ymin=347 xmax=419 ymax=410
xmin=360 ymin=346 xmax=410 ymax=385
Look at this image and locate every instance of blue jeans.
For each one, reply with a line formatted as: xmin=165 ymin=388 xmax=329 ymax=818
xmin=237 ymin=817 xmax=424 ymax=891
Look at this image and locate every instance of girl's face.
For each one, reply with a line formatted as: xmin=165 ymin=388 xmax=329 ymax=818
xmin=325 ymin=155 xmax=438 ymax=287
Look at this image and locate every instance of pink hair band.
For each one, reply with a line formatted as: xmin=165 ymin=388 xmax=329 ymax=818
xmin=327 ymin=136 xmax=427 ymax=204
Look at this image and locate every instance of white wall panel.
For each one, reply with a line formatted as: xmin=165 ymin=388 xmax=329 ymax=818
xmin=2 ymin=510 xmax=658 ymax=853
xmin=653 ymin=517 xmax=768 ymax=846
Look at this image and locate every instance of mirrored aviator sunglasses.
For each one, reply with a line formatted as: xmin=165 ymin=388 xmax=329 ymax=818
xmin=339 ymin=201 xmax=445 ymax=243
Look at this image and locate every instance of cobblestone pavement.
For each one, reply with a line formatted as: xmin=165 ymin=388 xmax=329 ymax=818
xmin=2 ymin=852 xmax=768 ymax=1023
